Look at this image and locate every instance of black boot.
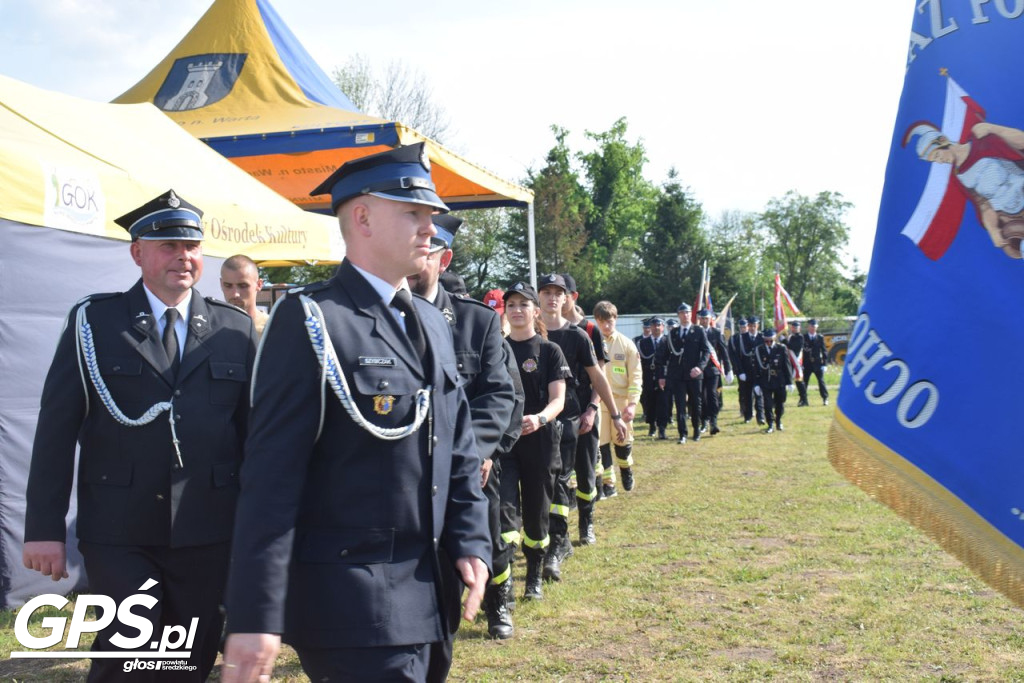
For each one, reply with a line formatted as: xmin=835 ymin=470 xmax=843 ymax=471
xmin=710 ymin=419 xmax=720 ymax=435
xmin=578 ymin=504 xmax=596 ymax=545
xmin=542 ymin=539 xmax=562 ymax=582
xmin=485 ymin=582 xmax=514 ymax=639
xmin=524 ymin=555 xmax=544 ymax=600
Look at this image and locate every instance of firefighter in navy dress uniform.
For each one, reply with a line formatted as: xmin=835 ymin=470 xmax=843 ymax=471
xmin=221 ymin=144 xmax=491 ymax=683
xmin=23 ymin=190 xmax=257 ymax=682
xmin=655 ymin=303 xmax=710 ymax=444
xmin=803 ymin=318 xmax=830 ymax=406
xmin=752 ymin=328 xmax=795 ymax=433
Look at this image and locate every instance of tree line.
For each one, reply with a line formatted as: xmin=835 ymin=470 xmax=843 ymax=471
xmin=267 ymin=59 xmax=865 ymax=320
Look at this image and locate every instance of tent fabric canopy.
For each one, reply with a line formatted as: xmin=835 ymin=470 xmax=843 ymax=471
xmin=113 ymin=0 xmax=532 ymax=213
xmin=0 ymin=73 xmax=343 ymax=266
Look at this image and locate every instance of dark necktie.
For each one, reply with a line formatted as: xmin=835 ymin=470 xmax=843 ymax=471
xmin=391 ymin=289 xmax=427 ymax=358
xmin=163 ymin=308 xmax=181 ymax=377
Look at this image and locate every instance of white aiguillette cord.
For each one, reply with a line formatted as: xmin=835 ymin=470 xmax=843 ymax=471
xmin=75 ymin=302 xmax=183 ymax=467
xmin=298 ymin=294 xmax=431 ymax=441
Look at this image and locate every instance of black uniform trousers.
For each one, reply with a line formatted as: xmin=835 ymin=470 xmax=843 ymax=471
xmin=298 ymin=642 xmax=433 ymax=682
xmin=668 ymin=373 xmax=703 ymax=437
xmin=701 ymin=372 xmax=721 ymax=425
xmin=805 ymin=364 xmax=829 ymax=401
xmin=499 ymin=424 xmax=560 ymax=560
xmin=640 ymin=364 xmax=657 ymax=426
xmin=737 ymin=376 xmax=751 ymax=419
xmin=575 ymin=417 xmax=601 ymax=493
xmin=79 ymin=540 xmax=230 ymax=682
xmin=549 ymin=415 xmax=578 ymax=539
xmin=763 ymin=385 xmax=788 ymax=426
xmin=740 ymin=377 xmax=765 ymax=422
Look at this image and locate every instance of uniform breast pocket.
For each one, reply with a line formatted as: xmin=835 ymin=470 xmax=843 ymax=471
xmin=99 ymin=357 xmax=144 ymax=394
xmin=454 ymin=350 xmax=481 ymax=384
xmin=209 ymin=361 xmax=247 ymax=405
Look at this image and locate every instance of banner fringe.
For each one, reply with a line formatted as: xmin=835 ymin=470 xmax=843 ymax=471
xmin=828 ymin=413 xmax=1024 ymax=609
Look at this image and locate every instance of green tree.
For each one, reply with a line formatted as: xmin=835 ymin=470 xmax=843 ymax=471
xmin=603 ymin=169 xmax=705 ymax=312
xmin=703 ymin=209 xmax=769 ymax=320
xmin=446 ymin=208 xmax=520 ymax=297
xmin=759 ymin=190 xmax=852 ymax=308
xmin=577 ymin=117 xmax=657 ymax=298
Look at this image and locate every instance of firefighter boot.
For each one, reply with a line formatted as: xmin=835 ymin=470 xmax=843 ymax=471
xmin=578 ymin=503 xmax=596 ymax=545
xmin=485 ymin=581 xmax=514 ymax=639
xmin=524 ymin=553 xmax=544 ymax=601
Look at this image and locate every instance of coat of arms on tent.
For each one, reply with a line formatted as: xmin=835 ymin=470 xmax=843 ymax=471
xmin=154 ymin=53 xmax=248 ymax=112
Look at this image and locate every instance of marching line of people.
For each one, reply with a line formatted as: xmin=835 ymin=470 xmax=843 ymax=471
xmin=19 ymin=139 xmax=832 ymax=681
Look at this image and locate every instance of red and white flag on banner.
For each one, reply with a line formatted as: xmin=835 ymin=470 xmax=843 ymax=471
xmin=773 ymin=272 xmax=800 ymax=333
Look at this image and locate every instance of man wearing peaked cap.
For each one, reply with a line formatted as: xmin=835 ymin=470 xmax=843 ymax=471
xmin=310 ymin=142 xmax=448 ymax=214
xmin=728 ymin=317 xmax=751 ymax=421
xmin=803 ymin=318 xmax=830 ymax=406
xmin=752 ymin=328 xmax=795 ymax=433
xmin=408 ymin=213 xmax=519 ymax=645
xmin=223 ymin=146 xmax=490 ymax=682
xmin=655 ymin=300 xmax=710 ymax=444
xmin=738 ymin=315 xmax=766 ymax=424
xmin=23 ymin=190 xmax=257 ymax=681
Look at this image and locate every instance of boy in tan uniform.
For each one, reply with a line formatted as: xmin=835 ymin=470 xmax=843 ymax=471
xmin=593 ymin=301 xmax=642 ymax=498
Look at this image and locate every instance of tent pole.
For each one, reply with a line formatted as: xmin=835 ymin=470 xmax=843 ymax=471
xmin=527 ymin=202 xmax=537 ymax=289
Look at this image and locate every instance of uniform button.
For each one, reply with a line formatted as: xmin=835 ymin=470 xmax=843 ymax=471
xmin=100 ymin=475 xmax=108 ymax=481
xmin=174 ymin=389 xmax=182 ymax=397
xmin=457 ymin=362 xmax=464 ymax=370
xmin=432 ymin=485 xmax=438 ymax=496
xmin=432 ymin=436 xmax=439 ymax=445
xmin=378 ymin=380 xmax=389 ymax=390
xmin=433 ymin=538 xmax=438 ymax=546
xmin=112 ymin=365 xmax=121 ymax=372
xmin=339 ymin=549 xmax=349 ymax=558
xmin=228 ymin=369 xmax=235 ymax=376
xmin=172 ymin=463 xmax=182 ymax=471
xmin=156 ymin=494 xmax=165 ymax=501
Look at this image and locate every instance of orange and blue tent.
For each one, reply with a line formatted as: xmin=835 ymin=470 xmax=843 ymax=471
xmin=113 ymin=0 xmax=533 ymax=213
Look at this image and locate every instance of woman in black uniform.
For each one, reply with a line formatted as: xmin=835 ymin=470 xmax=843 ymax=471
xmin=498 ymin=282 xmax=570 ymax=602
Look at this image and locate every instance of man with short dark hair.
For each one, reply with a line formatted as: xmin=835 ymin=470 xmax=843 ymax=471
xmin=803 ymin=319 xmax=830 ymax=406
xmin=656 ymin=303 xmax=710 ymax=444
xmin=222 ymin=144 xmax=491 ymax=682
xmin=220 ymin=254 xmax=268 ymax=336
xmin=24 ymin=190 xmax=257 ymax=681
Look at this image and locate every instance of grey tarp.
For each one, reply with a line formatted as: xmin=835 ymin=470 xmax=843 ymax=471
xmin=0 ymin=219 xmax=226 ymax=607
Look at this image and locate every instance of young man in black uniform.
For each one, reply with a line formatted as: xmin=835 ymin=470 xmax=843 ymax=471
xmin=803 ymin=319 xmax=830 ymax=406
xmin=740 ymin=315 xmax=767 ymax=425
xmin=24 ymin=190 xmax=257 ymax=681
xmin=409 ymin=214 xmax=519 ymax=644
xmin=655 ymin=303 xmax=711 ymax=444
xmin=728 ymin=318 xmax=750 ymax=420
xmin=222 ymin=144 xmax=491 ymax=682
xmin=537 ymin=274 xmax=625 ymax=582
xmin=753 ymin=328 xmax=795 ymax=433
xmin=697 ymin=309 xmax=732 ymax=435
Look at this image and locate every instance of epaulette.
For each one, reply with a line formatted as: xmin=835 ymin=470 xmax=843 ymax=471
xmin=205 ymin=297 xmax=251 ymax=316
xmin=287 ymin=280 xmax=332 ymax=297
xmin=452 ymin=295 xmax=495 ymax=312
xmin=75 ymin=292 xmax=121 ymax=306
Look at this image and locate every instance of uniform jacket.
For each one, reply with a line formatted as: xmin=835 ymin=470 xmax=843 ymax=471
xmin=654 ymin=325 xmax=710 ymax=381
xmin=738 ymin=331 xmax=763 ymax=376
xmin=433 ymin=286 xmax=515 ymax=462
xmin=753 ymin=342 xmax=794 ymax=389
xmin=25 ymin=280 xmax=256 ymax=548
xmin=636 ymin=335 xmax=660 ymax=371
xmin=727 ymin=331 xmax=745 ymax=374
xmin=602 ymin=329 xmax=642 ymax=400
xmin=224 ymin=260 xmax=491 ymax=649
xmin=803 ymin=333 xmax=829 ymax=369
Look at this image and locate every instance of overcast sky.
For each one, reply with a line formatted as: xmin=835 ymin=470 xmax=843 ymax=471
xmin=0 ymin=0 xmax=913 ymax=271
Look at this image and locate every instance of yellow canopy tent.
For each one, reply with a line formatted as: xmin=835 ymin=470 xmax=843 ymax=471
xmin=113 ymin=0 xmax=534 ymax=214
xmin=0 ymin=73 xmax=342 ymax=266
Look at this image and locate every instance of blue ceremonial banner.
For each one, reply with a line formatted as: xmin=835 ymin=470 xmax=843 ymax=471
xmin=829 ymin=2 xmax=1024 ymax=607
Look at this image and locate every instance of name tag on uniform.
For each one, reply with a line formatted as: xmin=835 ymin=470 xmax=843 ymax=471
xmin=614 ymin=353 xmax=626 ymax=361
xmin=359 ymin=356 xmax=396 ymax=367
xmin=613 ymin=366 xmax=626 ymax=375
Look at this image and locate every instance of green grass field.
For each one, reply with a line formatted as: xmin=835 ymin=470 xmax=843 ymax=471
xmin=4 ymin=374 xmax=1023 ymax=681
